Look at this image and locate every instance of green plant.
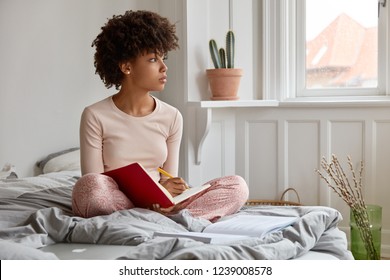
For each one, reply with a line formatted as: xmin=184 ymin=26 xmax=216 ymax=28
xmin=209 ymin=30 xmax=235 ymax=69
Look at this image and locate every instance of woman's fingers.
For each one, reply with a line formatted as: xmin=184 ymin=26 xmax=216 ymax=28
xmin=166 ymin=177 xmax=189 ymax=196
xmin=152 ymin=203 xmax=175 ymax=214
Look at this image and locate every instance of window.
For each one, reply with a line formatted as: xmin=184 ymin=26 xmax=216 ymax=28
xmin=262 ymin=0 xmax=389 ymax=99
xmin=297 ymin=0 xmax=386 ymax=97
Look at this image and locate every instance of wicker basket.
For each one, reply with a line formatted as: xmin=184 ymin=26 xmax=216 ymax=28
xmin=245 ymin=187 xmax=302 ymax=206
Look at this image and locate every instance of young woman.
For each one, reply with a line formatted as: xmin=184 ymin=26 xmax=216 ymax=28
xmin=72 ymin=10 xmax=249 ymax=222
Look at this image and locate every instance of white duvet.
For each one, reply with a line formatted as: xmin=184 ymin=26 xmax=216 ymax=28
xmin=0 ymin=171 xmax=353 ymax=260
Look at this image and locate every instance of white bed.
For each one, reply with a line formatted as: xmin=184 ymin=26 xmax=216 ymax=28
xmin=0 ymin=149 xmax=353 ymax=260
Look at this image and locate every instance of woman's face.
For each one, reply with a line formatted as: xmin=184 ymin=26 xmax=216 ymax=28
xmin=126 ymin=52 xmax=168 ymax=92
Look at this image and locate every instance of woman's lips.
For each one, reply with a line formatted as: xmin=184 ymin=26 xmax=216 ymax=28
xmin=159 ymin=76 xmax=167 ymax=83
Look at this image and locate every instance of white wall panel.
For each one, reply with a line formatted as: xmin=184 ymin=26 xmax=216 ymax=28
xmin=201 ymin=121 xmax=224 ymax=183
xmin=374 ymin=121 xmax=390 ymax=203
xmin=287 ymin=121 xmax=320 ymax=205
xmin=329 ymin=121 xmax=364 ymax=161
xmin=374 ymin=121 xmax=390 ymax=249
xmin=245 ymin=121 xmax=278 ymax=199
xmin=328 ymin=121 xmax=365 ymax=220
xmin=200 ymin=109 xmax=236 ymax=183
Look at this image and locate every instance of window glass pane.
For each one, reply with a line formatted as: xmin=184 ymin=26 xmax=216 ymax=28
xmin=305 ymin=0 xmax=378 ymax=89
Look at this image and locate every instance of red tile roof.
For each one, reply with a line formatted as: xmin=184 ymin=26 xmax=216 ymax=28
xmin=306 ymin=13 xmax=377 ymax=87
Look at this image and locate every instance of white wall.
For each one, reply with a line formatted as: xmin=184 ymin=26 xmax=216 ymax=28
xmin=0 ymin=0 xmax=160 ymax=176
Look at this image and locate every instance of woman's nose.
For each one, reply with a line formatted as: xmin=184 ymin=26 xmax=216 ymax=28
xmin=161 ymin=61 xmax=168 ymax=72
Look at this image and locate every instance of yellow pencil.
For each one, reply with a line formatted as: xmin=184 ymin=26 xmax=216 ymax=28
xmin=157 ymin=167 xmax=190 ymax=189
xmin=157 ymin=167 xmax=174 ymax=178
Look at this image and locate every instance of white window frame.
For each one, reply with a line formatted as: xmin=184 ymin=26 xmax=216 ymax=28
xmin=262 ymin=0 xmax=390 ymax=101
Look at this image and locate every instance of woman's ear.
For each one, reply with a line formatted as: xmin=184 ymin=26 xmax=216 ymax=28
xmin=119 ymin=61 xmax=131 ymax=75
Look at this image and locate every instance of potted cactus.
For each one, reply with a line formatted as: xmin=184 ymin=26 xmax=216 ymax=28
xmin=206 ymin=30 xmax=243 ymax=100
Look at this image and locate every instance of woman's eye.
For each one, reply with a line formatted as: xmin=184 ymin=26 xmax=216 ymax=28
xmin=148 ymin=55 xmax=167 ymax=62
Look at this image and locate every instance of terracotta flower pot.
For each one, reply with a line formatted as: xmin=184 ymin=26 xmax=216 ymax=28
xmin=206 ymin=68 xmax=243 ymax=100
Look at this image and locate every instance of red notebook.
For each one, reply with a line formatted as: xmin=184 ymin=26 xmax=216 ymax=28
xmin=103 ymin=162 xmax=211 ymax=209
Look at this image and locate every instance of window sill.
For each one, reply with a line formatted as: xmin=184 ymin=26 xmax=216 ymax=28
xmin=188 ymin=96 xmax=390 ymax=109
xmin=280 ymin=97 xmax=390 ymax=108
xmin=188 ymin=100 xmax=279 ymax=108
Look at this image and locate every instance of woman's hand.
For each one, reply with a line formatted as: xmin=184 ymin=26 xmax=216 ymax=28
xmin=152 ymin=204 xmax=175 ymax=214
xmin=152 ymin=177 xmax=188 ymax=215
xmin=160 ymin=177 xmax=188 ymax=197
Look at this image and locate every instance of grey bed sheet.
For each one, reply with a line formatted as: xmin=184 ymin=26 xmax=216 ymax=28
xmin=0 ymin=171 xmax=353 ymax=260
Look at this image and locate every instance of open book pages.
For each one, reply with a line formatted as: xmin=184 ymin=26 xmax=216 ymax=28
xmin=153 ymin=214 xmax=299 ymax=244
xmin=170 ymin=183 xmax=211 ymax=204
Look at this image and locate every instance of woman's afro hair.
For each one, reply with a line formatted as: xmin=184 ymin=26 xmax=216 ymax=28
xmin=92 ymin=10 xmax=179 ymax=89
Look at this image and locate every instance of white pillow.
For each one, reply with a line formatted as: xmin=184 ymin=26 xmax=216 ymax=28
xmin=0 ymin=163 xmax=18 ymax=179
xmin=37 ymin=148 xmax=80 ymax=174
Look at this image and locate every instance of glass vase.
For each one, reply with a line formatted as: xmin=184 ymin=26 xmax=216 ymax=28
xmin=350 ymin=204 xmax=382 ymax=260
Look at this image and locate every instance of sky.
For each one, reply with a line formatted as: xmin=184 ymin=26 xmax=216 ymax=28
xmin=306 ymin=0 xmax=378 ymax=40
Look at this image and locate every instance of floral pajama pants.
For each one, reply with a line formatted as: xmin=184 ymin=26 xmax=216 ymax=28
xmin=72 ymin=173 xmax=249 ymax=222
